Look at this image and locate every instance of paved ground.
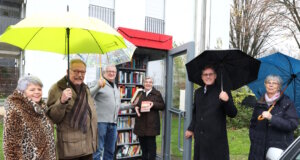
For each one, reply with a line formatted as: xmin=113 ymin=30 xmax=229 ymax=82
xmin=0 ymin=106 xmax=4 ymax=122
xmin=0 ymin=106 xmax=4 ymax=116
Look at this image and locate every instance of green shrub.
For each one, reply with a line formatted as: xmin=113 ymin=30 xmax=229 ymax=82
xmin=227 ymin=86 xmax=254 ymax=129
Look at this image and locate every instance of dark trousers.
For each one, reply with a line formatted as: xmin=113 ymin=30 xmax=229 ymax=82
xmin=59 ymin=154 xmax=93 ymax=160
xmin=139 ymin=136 xmax=156 ymax=160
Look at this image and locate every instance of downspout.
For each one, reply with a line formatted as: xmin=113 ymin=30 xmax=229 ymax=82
xmin=199 ymin=0 xmax=207 ymax=54
xmin=19 ymin=0 xmax=27 ymax=77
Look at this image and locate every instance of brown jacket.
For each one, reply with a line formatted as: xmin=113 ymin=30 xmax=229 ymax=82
xmin=134 ymin=87 xmax=165 ymax=136
xmin=47 ymin=77 xmax=98 ymax=159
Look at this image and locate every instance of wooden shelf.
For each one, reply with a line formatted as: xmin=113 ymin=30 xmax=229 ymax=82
xmin=118 ymin=67 xmax=146 ymax=72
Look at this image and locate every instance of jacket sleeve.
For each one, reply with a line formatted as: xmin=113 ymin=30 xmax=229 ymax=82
xmin=152 ymin=92 xmax=165 ymax=110
xmin=222 ymin=90 xmax=237 ymax=118
xmin=3 ymin=108 xmax=23 ymax=159
xmin=89 ymin=80 xmax=101 ymax=97
xmin=270 ymin=101 xmax=299 ymax=132
xmin=47 ymin=85 xmax=71 ymax=124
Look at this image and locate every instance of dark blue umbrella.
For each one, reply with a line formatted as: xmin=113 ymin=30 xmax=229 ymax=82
xmin=248 ymin=52 xmax=300 ymax=116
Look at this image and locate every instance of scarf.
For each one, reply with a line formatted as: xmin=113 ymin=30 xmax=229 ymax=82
xmin=69 ymin=83 xmax=90 ymax=133
xmin=265 ymin=92 xmax=280 ymax=106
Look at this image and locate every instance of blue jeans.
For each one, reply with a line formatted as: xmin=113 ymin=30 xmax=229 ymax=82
xmin=93 ymin=122 xmax=117 ymax=160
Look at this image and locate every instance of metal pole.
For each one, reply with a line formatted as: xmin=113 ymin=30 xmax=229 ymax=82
xmin=200 ymin=0 xmax=207 ymax=53
xmin=66 ymin=28 xmax=70 ymax=86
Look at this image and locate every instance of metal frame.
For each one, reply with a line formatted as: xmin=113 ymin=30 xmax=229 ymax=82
xmin=162 ymin=42 xmax=195 ymax=160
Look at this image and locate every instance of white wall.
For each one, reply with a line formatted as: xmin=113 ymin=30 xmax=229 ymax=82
xmin=89 ymin=0 xmax=114 ymax=9
xmin=115 ymin=0 xmax=145 ymax=30
xmin=146 ymin=0 xmax=164 ymax=19
xmin=165 ymin=0 xmax=196 ymax=44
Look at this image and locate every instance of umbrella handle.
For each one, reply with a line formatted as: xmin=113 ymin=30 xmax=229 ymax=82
xmin=257 ymin=105 xmax=275 ymax=121
xmin=99 ymin=54 xmax=106 ymax=88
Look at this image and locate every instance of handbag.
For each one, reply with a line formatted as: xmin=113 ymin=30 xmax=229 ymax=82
xmin=266 ymin=147 xmax=284 ymax=160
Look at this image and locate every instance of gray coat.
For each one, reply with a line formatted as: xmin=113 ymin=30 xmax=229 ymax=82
xmin=90 ymin=79 xmax=132 ymax=123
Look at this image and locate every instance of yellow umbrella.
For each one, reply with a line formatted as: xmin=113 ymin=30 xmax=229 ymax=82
xmin=0 ymin=12 xmax=135 ymax=83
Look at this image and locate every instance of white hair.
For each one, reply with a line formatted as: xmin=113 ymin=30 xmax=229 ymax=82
xmin=16 ymin=75 xmax=43 ymax=92
xmin=264 ymin=75 xmax=283 ymax=90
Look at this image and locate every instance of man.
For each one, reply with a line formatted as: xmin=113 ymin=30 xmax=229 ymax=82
xmin=90 ymin=65 xmax=132 ymax=160
xmin=47 ymin=59 xmax=98 ymax=160
xmin=185 ymin=66 xmax=237 ymax=160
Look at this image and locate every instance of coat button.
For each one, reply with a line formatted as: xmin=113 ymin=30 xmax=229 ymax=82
xmin=200 ymin=130 xmax=204 ymax=134
xmin=200 ymin=117 xmax=203 ymax=120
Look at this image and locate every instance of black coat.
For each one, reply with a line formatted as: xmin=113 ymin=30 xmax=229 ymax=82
xmin=134 ymin=87 xmax=165 ymax=136
xmin=248 ymin=94 xmax=299 ymax=160
xmin=188 ymin=83 xmax=237 ymax=160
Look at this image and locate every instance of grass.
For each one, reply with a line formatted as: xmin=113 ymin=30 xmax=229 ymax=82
xmin=0 ymin=121 xmax=3 ymax=160
xmin=156 ymin=116 xmax=250 ymax=159
xmin=0 ymin=117 xmax=250 ymax=160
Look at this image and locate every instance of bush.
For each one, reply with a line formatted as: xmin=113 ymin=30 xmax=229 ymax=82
xmin=227 ymin=86 xmax=254 ymax=129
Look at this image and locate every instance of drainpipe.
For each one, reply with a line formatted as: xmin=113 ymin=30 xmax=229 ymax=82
xmin=199 ymin=0 xmax=207 ymax=54
xmin=19 ymin=0 xmax=27 ymax=77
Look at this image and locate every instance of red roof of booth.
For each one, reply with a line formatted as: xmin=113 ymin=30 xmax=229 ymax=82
xmin=117 ymin=27 xmax=173 ymax=51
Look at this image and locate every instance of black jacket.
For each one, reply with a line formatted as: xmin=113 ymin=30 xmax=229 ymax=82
xmin=248 ymin=94 xmax=299 ymax=160
xmin=134 ymin=87 xmax=165 ymax=136
xmin=188 ymin=83 xmax=237 ymax=160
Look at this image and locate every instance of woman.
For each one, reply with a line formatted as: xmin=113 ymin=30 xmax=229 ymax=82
xmin=3 ymin=75 xmax=56 ymax=160
xmin=249 ymin=75 xmax=299 ymax=160
xmin=134 ymin=77 xmax=165 ymax=160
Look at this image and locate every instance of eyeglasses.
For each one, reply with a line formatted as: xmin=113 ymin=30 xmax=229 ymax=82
xmin=265 ymin=81 xmax=279 ymax=85
xmin=71 ymin=69 xmax=86 ymax=75
xmin=106 ymin=70 xmax=116 ymax=74
xmin=202 ymin=73 xmax=215 ymax=77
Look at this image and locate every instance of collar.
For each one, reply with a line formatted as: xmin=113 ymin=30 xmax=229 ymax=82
xmin=144 ymin=88 xmax=152 ymax=96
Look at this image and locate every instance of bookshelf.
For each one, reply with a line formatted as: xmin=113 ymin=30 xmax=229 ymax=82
xmin=116 ymin=56 xmax=148 ymax=159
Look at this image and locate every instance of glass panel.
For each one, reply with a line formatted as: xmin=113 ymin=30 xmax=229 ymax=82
xmin=172 ymin=54 xmax=187 ymax=110
xmin=147 ymin=60 xmax=166 ymax=159
xmin=170 ymin=53 xmax=187 ymax=159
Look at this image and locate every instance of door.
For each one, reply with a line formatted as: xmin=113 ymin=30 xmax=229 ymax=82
xmin=162 ymin=42 xmax=195 ymax=160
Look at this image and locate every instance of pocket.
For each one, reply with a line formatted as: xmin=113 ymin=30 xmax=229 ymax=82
xmin=62 ymin=129 xmax=86 ymax=142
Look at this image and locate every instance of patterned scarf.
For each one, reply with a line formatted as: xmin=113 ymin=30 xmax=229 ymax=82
xmin=69 ymin=83 xmax=90 ymax=133
xmin=265 ymin=92 xmax=280 ymax=106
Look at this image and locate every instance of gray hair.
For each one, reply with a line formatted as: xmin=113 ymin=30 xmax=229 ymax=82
xmin=143 ymin=76 xmax=154 ymax=84
xmin=70 ymin=59 xmax=86 ymax=68
xmin=102 ymin=65 xmax=116 ymax=74
xmin=264 ymin=75 xmax=283 ymax=90
xmin=16 ymin=75 xmax=43 ymax=92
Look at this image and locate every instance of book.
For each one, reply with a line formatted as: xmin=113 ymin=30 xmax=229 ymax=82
xmin=141 ymin=101 xmax=151 ymax=112
xmin=130 ymin=88 xmax=143 ymax=104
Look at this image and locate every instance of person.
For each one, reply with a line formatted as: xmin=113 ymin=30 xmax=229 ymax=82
xmin=90 ymin=65 xmax=133 ymax=160
xmin=133 ymin=77 xmax=165 ymax=160
xmin=248 ymin=75 xmax=299 ymax=160
xmin=3 ymin=75 xmax=56 ymax=160
xmin=47 ymin=59 xmax=98 ymax=160
xmin=184 ymin=65 xmax=237 ymax=160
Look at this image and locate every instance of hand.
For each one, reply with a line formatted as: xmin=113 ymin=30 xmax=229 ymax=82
xmin=219 ymin=91 xmax=229 ymax=102
xmin=148 ymin=101 xmax=154 ymax=110
xmin=61 ymin=88 xmax=72 ymax=104
xmin=185 ymin=130 xmax=194 ymax=139
xmin=135 ymin=107 xmax=141 ymax=117
xmin=98 ymin=78 xmax=106 ymax=88
xmin=262 ymin=111 xmax=272 ymax=120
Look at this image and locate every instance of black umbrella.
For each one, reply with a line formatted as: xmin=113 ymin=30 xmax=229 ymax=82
xmin=185 ymin=49 xmax=261 ymax=90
